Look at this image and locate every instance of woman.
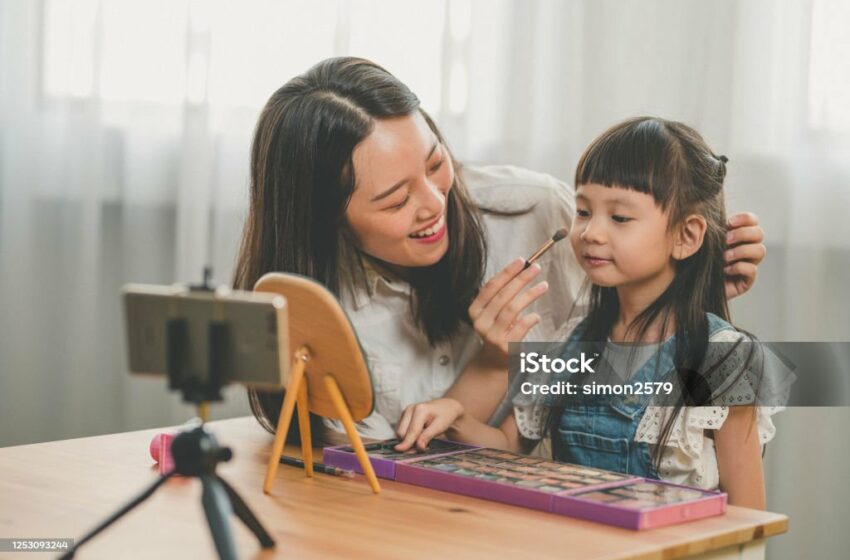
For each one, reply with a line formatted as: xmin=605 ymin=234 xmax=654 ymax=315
xmin=233 ymin=57 xmax=766 ymax=448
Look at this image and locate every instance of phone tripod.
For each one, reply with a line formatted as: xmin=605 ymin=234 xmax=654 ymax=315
xmin=63 ymin=268 xmax=277 ymax=558
xmin=60 ymin=423 xmax=274 ymax=559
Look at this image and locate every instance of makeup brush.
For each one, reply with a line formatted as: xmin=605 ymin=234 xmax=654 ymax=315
xmin=523 ymin=227 xmax=569 ymax=269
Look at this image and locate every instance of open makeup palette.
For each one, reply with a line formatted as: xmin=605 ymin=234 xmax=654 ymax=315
xmin=323 ymin=440 xmax=726 ymax=530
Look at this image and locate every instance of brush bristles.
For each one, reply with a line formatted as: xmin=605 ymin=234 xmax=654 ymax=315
xmin=552 ymin=228 xmax=568 ymax=242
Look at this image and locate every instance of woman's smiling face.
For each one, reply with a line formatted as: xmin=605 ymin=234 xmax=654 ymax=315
xmin=346 ymin=111 xmax=454 ymax=268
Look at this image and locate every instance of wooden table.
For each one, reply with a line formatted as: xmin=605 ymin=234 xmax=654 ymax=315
xmin=0 ymin=417 xmax=787 ymax=559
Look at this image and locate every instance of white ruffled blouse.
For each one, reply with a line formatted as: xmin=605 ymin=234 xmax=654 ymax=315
xmin=514 ymin=327 xmax=786 ymax=490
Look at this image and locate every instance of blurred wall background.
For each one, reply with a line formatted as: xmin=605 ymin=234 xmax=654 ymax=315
xmin=1 ymin=1 xmax=848 ymax=557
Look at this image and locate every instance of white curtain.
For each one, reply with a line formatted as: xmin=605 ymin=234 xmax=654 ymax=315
xmin=1 ymin=1 xmax=848 ymax=557
xmin=0 ymin=0 xmax=453 ymax=446
xmin=460 ymin=1 xmax=850 ymax=332
xmin=467 ymin=5 xmax=850 ymax=559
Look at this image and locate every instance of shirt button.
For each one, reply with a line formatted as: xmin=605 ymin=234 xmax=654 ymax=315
xmin=439 ymin=355 xmax=450 ymax=366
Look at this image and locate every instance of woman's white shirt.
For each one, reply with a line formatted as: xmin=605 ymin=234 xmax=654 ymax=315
xmin=325 ymin=164 xmax=583 ymax=440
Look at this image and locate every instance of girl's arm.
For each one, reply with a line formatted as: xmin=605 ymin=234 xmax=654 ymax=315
xmin=714 ymin=406 xmax=766 ymax=509
xmin=447 ymin=403 xmax=528 ymax=453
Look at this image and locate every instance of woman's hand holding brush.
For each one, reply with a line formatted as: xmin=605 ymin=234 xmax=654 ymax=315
xmin=468 ymin=228 xmax=568 ymax=368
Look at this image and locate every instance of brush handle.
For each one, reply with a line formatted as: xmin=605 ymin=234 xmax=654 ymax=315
xmin=525 ymin=239 xmax=556 ymax=268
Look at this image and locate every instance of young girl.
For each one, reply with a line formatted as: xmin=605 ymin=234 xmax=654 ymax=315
xmin=438 ymin=117 xmax=779 ymax=509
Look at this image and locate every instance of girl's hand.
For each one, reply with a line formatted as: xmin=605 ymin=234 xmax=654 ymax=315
xmin=468 ymin=258 xmax=550 ymax=368
xmin=724 ymin=212 xmax=766 ymax=299
xmin=394 ymin=398 xmax=464 ymax=452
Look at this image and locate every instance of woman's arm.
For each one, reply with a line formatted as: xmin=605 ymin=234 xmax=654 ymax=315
xmin=444 ymin=350 xmax=509 ymax=423
xmin=394 ymin=259 xmax=548 ymax=451
xmin=392 ymin=389 xmax=528 ymax=452
xmin=715 ymin=406 xmax=766 ymax=509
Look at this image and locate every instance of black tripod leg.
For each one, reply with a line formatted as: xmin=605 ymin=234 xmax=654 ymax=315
xmin=59 ymin=473 xmax=173 ymax=560
xmin=200 ymin=474 xmax=238 ymax=560
xmin=216 ymin=476 xmax=275 ymax=549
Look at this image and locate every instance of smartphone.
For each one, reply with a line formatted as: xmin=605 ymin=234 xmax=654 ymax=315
xmin=123 ymin=284 xmax=289 ymax=389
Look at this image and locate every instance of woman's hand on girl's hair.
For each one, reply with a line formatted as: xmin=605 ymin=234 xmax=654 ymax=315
xmin=724 ymin=212 xmax=766 ymax=299
xmin=468 ymin=258 xmax=549 ymax=368
xmin=394 ymin=398 xmax=464 ymax=452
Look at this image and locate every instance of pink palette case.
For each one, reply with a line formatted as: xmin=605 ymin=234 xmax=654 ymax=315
xmin=322 ymin=438 xmax=480 ymax=479
xmin=324 ymin=441 xmax=726 ymax=530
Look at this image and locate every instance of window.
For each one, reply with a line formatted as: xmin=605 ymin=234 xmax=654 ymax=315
xmin=41 ymin=0 xmax=458 ymax=115
xmin=808 ymin=0 xmax=850 ymax=131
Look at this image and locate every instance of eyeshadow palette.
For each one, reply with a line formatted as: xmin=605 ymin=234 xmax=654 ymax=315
xmin=395 ymin=448 xmax=638 ymax=513
xmin=322 ymin=438 xmax=480 ymax=479
xmin=553 ymin=479 xmax=727 ymax=530
xmin=572 ymin=480 xmax=709 ymax=507
xmin=402 ymin=449 xmax=631 ymax=490
xmin=324 ymin=440 xmax=727 ymax=530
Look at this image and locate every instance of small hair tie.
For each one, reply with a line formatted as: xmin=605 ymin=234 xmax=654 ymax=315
xmin=717 ymin=154 xmax=729 ymax=164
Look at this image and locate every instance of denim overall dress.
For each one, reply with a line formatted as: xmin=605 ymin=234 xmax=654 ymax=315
xmin=552 ymin=313 xmax=733 ymax=478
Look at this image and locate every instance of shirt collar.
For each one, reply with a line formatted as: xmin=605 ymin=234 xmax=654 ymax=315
xmin=350 ymin=257 xmax=411 ymax=310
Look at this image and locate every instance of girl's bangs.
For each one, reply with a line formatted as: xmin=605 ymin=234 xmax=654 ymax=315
xmin=574 ymin=118 xmax=672 ymax=202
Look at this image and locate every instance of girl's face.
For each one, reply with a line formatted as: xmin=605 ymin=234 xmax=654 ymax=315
xmin=570 ymin=184 xmax=676 ymax=297
xmin=346 ymin=112 xmax=453 ymax=268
